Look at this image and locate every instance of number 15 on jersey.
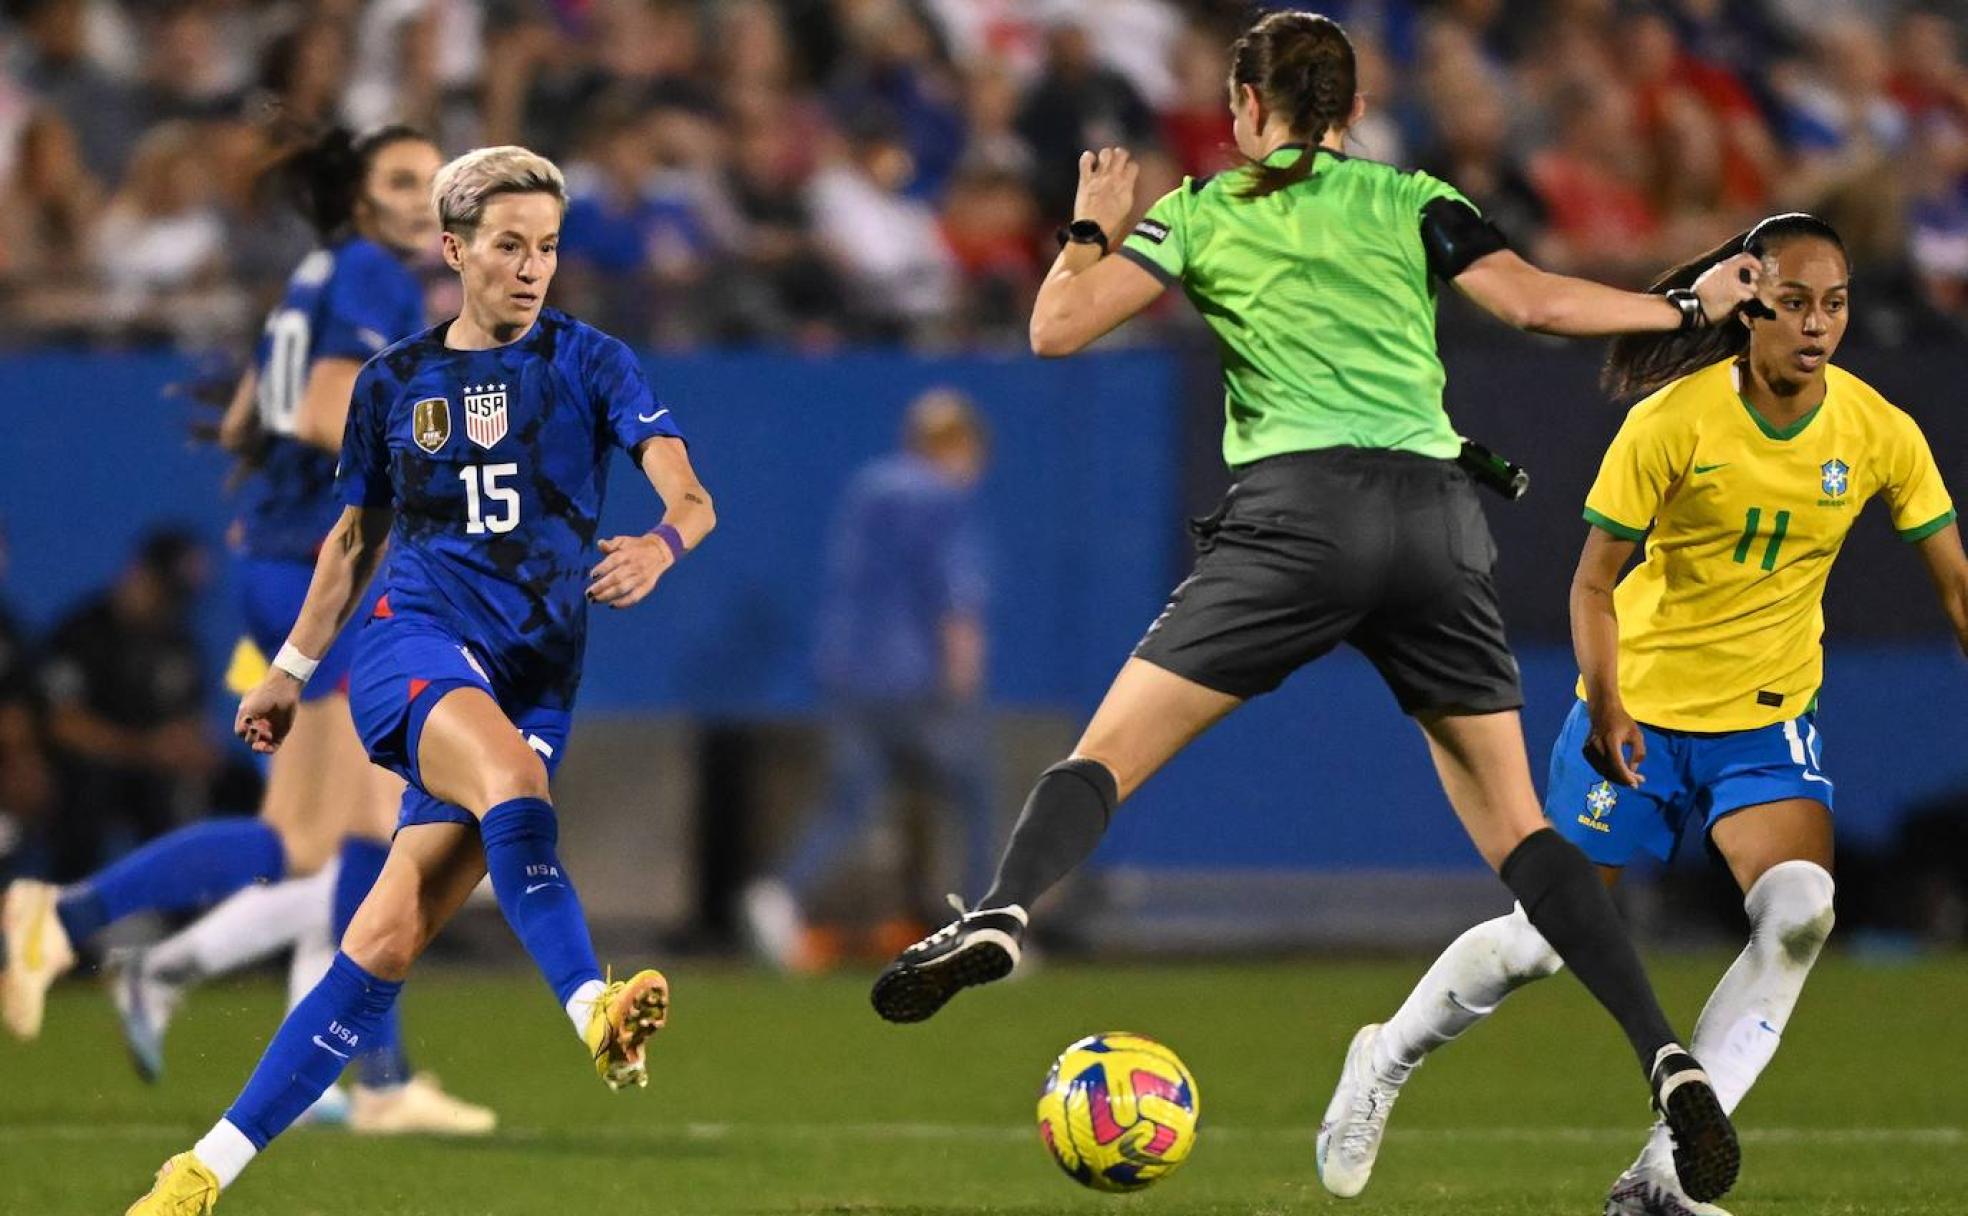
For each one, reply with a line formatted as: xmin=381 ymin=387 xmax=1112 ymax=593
xmin=460 ymin=464 xmax=519 ymax=535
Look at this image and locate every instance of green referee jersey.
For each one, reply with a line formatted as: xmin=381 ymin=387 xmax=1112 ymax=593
xmin=1119 ymin=145 xmax=1469 ymax=466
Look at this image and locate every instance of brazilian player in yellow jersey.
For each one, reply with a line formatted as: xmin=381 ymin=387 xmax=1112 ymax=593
xmin=1581 ymin=339 xmax=1954 ymax=733
xmin=874 ymin=10 xmax=1767 ymax=1209
xmin=1323 ymin=213 xmax=1968 ymax=1216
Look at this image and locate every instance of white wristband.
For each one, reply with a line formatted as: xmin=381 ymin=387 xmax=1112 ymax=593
xmin=272 ymin=642 xmax=321 ymax=685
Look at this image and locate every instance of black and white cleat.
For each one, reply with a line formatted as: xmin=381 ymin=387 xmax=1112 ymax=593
xmin=870 ymin=897 xmax=1027 ymax=1024
xmin=1649 ymin=1045 xmax=1740 ymax=1204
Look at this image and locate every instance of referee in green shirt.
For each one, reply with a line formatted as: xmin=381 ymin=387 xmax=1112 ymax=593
xmin=873 ymin=11 xmax=1759 ymax=1203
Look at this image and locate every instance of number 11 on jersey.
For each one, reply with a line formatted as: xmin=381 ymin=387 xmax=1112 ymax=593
xmin=460 ymin=464 xmax=520 ymax=535
xmin=1732 ymin=506 xmax=1790 ymax=571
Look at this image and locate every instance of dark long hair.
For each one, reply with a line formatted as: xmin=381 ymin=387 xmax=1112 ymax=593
xmin=1230 ymin=11 xmax=1355 ymax=199
xmin=269 ymin=123 xmax=430 ymax=241
xmin=1601 ymin=213 xmax=1848 ymax=399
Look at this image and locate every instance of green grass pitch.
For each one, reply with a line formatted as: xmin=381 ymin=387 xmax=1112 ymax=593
xmin=2 ymin=954 xmax=1962 ymax=1214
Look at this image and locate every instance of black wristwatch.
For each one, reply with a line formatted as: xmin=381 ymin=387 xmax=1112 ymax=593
xmin=1665 ymin=287 xmax=1706 ymax=331
xmin=1056 ymin=219 xmax=1110 ymax=255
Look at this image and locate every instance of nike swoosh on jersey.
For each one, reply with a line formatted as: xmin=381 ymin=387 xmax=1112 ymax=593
xmin=1693 ymin=463 xmax=1730 ymax=474
xmin=312 ymin=1035 xmax=352 ymax=1060
xmin=637 ymin=408 xmax=670 ymax=423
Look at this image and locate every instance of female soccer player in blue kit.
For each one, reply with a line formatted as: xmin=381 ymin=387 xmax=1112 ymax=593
xmin=6 ymin=125 xmax=486 ymax=1129
xmin=1316 ymin=215 xmax=1968 ymax=1216
xmin=124 ymin=144 xmax=716 ymax=1214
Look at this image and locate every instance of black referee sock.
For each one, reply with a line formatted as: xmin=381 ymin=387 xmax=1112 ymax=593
xmin=1500 ymin=828 xmax=1679 ymax=1073
xmin=979 ymin=758 xmax=1118 ymax=913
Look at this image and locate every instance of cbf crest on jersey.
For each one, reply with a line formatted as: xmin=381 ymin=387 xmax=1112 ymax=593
xmin=412 ymin=397 xmax=450 ymax=454
xmin=465 ymin=383 xmax=509 ymax=450
xmin=1820 ymin=458 xmax=1850 ymax=499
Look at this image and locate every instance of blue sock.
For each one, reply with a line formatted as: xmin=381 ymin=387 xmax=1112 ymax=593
xmin=479 ymin=797 xmax=602 ymax=1005
xmin=332 ymin=838 xmax=411 ymax=1090
xmin=56 ymin=818 xmax=286 ymax=944
xmin=223 ymin=952 xmax=402 ymax=1148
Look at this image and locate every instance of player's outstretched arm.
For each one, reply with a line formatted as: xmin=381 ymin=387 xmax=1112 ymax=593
xmin=588 ymin=436 xmax=715 ymax=610
xmin=1571 ymin=526 xmax=1647 ymax=787
xmin=1914 ymin=522 xmax=1968 ymax=657
xmin=1454 ymin=249 xmax=1762 ymax=338
xmin=235 ymin=504 xmax=393 ymax=753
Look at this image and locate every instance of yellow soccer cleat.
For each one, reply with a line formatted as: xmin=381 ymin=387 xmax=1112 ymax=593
xmin=2 ymin=878 xmax=77 ymax=1039
xmin=583 ymin=968 xmax=669 ymax=1090
xmin=125 ymin=1152 xmax=218 ymax=1215
xmin=351 ymin=1073 xmax=498 ymax=1135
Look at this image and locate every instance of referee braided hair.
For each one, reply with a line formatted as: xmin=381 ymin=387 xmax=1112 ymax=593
xmin=270 ymin=123 xmax=431 ymax=241
xmin=1232 ymin=10 xmax=1356 ymax=199
xmin=1601 ymin=213 xmax=1847 ymax=400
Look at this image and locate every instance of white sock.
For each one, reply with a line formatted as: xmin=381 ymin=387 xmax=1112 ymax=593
xmin=192 ymin=1119 xmax=258 ymax=1189
xmin=565 ymin=979 xmax=606 ymax=1037
xmin=1637 ymin=860 xmax=1835 ymax=1174
xmin=147 ymin=866 xmax=337 ymax=984
xmin=287 ymin=922 xmax=339 ymax=1013
xmin=1374 ymin=904 xmax=1564 ymax=1079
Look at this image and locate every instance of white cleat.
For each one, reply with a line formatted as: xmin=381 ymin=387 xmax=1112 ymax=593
xmin=350 ymin=1073 xmax=497 ymax=1136
xmin=1605 ymin=1161 xmax=1736 ymax=1216
xmin=106 ymin=948 xmax=186 ymax=1084
xmin=2 ymin=879 xmax=77 ymax=1039
xmin=741 ymin=878 xmax=806 ymax=972
xmin=1317 ymin=1024 xmax=1408 ymax=1199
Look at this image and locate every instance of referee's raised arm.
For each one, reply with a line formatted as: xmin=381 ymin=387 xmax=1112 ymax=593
xmin=1452 ymin=245 xmax=1762 ymax=336
xmin=1028 ymin=148 xmax=1167 ymax=357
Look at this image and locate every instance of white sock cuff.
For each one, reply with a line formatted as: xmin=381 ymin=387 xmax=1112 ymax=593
xmin=193 ymin=1119 xmax=258 ymax=1190
xmin=1743 ymin=860 xmax=1834 ymax=921
xmin=565 ymin=978 xmax=607 ymax=1036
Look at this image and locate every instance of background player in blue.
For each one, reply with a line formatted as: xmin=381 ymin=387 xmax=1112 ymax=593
xmin=3 ymin=124 xmax=485 ymax=1132
xmin=123 ymin=145 xmax=716 ymax=1214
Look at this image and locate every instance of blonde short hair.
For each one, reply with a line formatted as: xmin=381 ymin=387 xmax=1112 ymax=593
xmin=431 ymin=145 xmax=566 ymax=234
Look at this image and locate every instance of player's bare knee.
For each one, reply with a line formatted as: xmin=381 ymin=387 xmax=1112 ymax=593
xmin=476 ymin=748 xmax=551 ymax=812
xmin=1747 ymin=860 xmax=1835 ymax=966
xmin=341 ymin=912 xmax=422 ymax=981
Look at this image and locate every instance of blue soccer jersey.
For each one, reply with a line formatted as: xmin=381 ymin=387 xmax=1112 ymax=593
xmin=236 ymin=238 xmax=427 ymax=561
xmin=338 ymin=308 xmax=683 ymax=709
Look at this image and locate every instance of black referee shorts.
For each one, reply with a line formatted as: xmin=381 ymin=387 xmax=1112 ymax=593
xmin=1133 ymin=447 xmax=1523 ymax=715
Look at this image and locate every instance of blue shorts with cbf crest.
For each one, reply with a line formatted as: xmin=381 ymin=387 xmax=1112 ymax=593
xmin=347 ymin=613 xmax=573 ymax=832
xmin=1546 ymin=699 xmax=1833 ymax=866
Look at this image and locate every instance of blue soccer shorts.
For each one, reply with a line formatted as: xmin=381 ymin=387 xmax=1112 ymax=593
xmin=237 ymin=555 xmax=381 ymax=704
xmin=1546 ymin=699 xmax=1833 ymax=866
xmin=346 ymin=613 xmax=572 ymax=831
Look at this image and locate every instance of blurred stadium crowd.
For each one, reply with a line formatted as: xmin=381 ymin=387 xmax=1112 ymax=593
xmin=2 ymin=0 xmax=1967 ymax=349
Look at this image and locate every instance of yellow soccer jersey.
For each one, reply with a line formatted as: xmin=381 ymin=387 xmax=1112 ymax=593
xmin=1579 ymin=359 xmax=1956 ymax=731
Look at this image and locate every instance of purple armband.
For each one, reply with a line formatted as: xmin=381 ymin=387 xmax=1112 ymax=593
xmin=649 ymin=523 xmax=686 ymax=561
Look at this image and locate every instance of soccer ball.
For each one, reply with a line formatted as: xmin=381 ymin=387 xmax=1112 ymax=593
xmin=1035 ymin=1031 xmax=1200 ymax=1192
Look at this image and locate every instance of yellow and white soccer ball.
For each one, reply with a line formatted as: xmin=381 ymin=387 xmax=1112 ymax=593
xmin=1035 ymin=1031 xmax=1200 ymax=1192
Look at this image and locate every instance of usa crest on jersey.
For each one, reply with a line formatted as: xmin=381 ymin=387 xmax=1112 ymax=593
xmin=465 ymin=383 xmax=509 ymax=450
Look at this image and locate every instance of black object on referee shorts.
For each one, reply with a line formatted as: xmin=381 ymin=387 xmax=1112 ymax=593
xmin=1132 ymin=446 xmax=1524 ymax=715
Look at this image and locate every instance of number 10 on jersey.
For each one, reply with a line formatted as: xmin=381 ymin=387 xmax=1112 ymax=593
xmin=460 ymin=464 xmax=520 ymax=535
